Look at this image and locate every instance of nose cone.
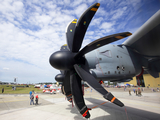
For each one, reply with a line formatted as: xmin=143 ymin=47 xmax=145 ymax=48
xmin=55 ymin=74 xmax=64 ymax=82
xmin=49 ymin=51 xmax=64 ymax=70
xmin=49 ymin=51 xmax=75 ymax=70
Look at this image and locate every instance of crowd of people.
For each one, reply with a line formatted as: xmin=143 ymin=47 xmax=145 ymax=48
xmin=128 ymin=87 xmax=160 ymax=96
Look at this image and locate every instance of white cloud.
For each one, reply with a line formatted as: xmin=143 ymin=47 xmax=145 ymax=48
xmin=100 ymin=22 xmax=115 ymax=33
xmin=3 ymin=68 xmax=10 ymax=70
xmin=64 ymin=0 xmax=71 ymax=5
xmin=0 ymin=0 xmax=72 ymax=83
xmin=90 ymin=17 xmax=103 ymax=26
xmin=72 ymin=0 xmax=83 ymax=7
xmin=111 ymin=7 xmax=127 ymax=20
xmin=96 ymin=7 xmax=107 ymax=16
xmin=13 ymin=1 xmax=24 ymax=11
xmin=0 ymin=0 xmax=24 ymax=21
xmin=74 ymin=3 xmax=88 ymax=18
xmin=0 ymin=0 xmax=159 ymax=83
xmin=87 ymin=0 xmax=96 ymax=4
xmin=86 ymin=31 xmax=94 ymax=36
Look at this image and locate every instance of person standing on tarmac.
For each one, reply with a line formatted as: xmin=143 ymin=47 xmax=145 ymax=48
xmin=35 ymin=95 xmax=39 ymax=105
xmin=129 ymin=90 xmax=131 ymax=95
xmin=29 ymin=91 xmax=32 ymax=96
xmin=30 ymin=93 xmax=34 ymax=105
xmin=2 ymin=88 xmax=4 ymax=93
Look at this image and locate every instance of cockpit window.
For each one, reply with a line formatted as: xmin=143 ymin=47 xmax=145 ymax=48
xmin=100 ymin=50 xmax=112 ymax=57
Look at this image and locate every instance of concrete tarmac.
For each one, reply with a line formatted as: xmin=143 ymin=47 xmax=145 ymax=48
xmin=0 ymin=88 xmax=160 ymax=120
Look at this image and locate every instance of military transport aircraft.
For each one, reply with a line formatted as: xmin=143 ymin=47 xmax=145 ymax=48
xmin=49 ymin=3 xmax=160 ymax=119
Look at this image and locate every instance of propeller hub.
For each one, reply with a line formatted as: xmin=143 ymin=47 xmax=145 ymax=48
xmin=55 ymin=74 xmax=65 ymax=82
xmin=49 ymin=51 xmax=76 ymax=70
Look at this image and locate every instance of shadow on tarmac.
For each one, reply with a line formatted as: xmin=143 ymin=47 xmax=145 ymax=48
xmin=64 ymin=98 xmax=160 ymax=120
xmin=84 ymin=98 xmax=160 ymax=120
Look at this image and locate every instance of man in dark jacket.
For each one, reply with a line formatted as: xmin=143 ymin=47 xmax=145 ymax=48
xmin=30 ymin=93 xmax=34 ymax=105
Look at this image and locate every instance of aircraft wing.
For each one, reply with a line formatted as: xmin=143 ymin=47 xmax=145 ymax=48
xmin=123 ymin=10 xmax=160 ymax=77
xmin=123 ymin=10 xmax=160 ymax=57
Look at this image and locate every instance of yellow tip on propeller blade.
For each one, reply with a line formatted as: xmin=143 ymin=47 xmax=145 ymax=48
xmin=72 ymin=19 xmax=77 ymax=23
xmin=126 ymin=33 xmax=132 ymax=36
xmin=115 ymin=36 xmax=124 ymax=39
xmin=90 ymin=8 xmax=98 ymax=11
xmin=63 ymin=44 xmax=67 ymax=46
xmin=96 ymin=3 xmax=100 ymax=6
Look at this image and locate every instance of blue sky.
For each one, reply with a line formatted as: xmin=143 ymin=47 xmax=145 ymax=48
xmin=0 ymin=0 xmax=160 ymax=84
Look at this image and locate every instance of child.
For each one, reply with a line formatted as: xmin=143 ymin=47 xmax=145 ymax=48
xmin=35 ymin=95 xmax=39 ymax=105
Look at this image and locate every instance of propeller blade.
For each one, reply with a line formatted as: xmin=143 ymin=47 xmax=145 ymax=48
xmin=75 ymin=32 xmax=132 ymax=60
xmin=60 ymin=44 xmax=70 ymax=51
xmin=70 ymin=70 xmax=90 ymax=118
xmin=71 ymin=3 xmax=100 ymax=52
xmin=74 ymin=64 xmax=124 ymax=107
xmin=62 ymin=71 xmax=72 ymax=102
xmin=66 ymin=19 xmax=77 ymax=51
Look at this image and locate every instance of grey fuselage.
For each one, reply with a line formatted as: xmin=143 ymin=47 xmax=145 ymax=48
xmin=85 ymin=44 xmax=142 ymax=82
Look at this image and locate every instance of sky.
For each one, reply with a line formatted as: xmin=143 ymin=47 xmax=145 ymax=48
xmin=0 ymin=0 xmax=160 ymax=84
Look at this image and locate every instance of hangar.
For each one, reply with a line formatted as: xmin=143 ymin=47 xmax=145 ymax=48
xmin=125 ymin=74 xmax=160 ymax=87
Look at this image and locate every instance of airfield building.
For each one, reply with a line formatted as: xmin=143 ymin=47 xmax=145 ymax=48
xmin=125 ymin=73 xmax=160 ymax=87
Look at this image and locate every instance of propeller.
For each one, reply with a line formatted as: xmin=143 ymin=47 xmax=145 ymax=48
xmin=55 ymin=46 xmax=73 ymax=102
xmin=50 ymin=2 xmax=132 ymax=119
